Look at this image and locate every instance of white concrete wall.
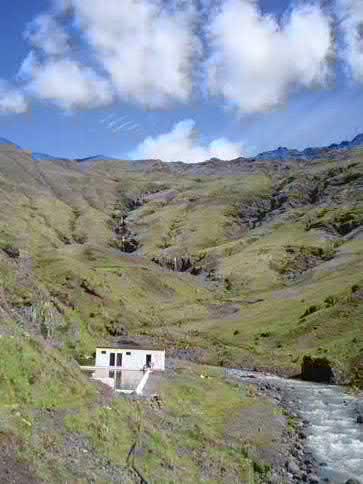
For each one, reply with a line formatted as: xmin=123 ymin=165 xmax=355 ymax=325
xmin=95 ymin=348 xmax=165 ymax=370
xmin=91 ymin=368 xmax=115 ymax=389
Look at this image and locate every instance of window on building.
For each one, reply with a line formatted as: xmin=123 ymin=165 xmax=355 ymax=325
xmin=101 ymin=351 xmax=106 ymax=354
xmin=126 ymin=352 xmax=131 ymax=356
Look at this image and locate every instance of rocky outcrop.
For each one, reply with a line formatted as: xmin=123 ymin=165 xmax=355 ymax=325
xmin=301 ymin=356 xmax=335 ymax=383
xmin=110 ymin=196 xmax=143 ymax=253
xmin=151 ymin=255 xmax=204 ymax=275
xmin=238 ymin=197 xmax=273 ymax=229
xmin=300 ymin=357 xmax=351 ymax=385
xmin=234 ymin=176 xmax=326 ymax=230
xmin=256 ymin=132 xmax=363 ymax=162
xmin=306 ymin=208 xmax=363 ymax=237
xmin=2 ymin=246 xmax=20 ymax=258
xmin=270 ymin=245 xmax=336 ymax=281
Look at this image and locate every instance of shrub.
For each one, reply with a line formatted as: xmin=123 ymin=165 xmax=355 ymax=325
xmin=224 ymin=278 xmax=232 ymax=291
xmin=300 ymin=305 xmax=319 ymax=319
xmin=324 ymin=295 xmax=338 ymax=308
xmin=260 ymin=331 xmax=272 ymax=338
xmin=224 ymin=246 xmax=234 ymax=257
xmin=157 ymin=236 xmax=172 ymax=249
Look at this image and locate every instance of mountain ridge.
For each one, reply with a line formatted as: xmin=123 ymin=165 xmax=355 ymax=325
xmin=255 ymin=132 xmax=363 ymax=162
xmin=2 ymin=132 xmax=363 ymax=166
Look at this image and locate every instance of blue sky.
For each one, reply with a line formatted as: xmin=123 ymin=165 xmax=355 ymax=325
xmin=0 ymin=0 xmax=362 ymax=161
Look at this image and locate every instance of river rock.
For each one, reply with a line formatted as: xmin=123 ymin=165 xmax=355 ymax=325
xmin=269 ymin=473 xmax=282 ymax=484
xmin=292 ymin=448 xmax=302 ymax=459
xmin=345 ymin=479 xmax=361 ymax=484
xmin=355 ymin=401 xmax=363 ymax=424
xmin=303 ymin=457 xmax=314 ymax=467
xmin=308 ymin=474 xmax=319 ymax=483
xmin=287 ymin=460 xmax=300 ymax=476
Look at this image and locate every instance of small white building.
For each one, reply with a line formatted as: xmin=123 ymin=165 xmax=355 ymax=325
xmin=95 ymin=345 xmax=165 ymax=371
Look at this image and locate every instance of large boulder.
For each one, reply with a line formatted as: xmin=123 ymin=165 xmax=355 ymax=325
xmin=301 ymin=356 xmax=335 ymax=383
xmin=355 ymin=400 xmax=363 ymax=424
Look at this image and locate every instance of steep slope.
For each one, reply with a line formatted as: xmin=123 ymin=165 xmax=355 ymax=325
xmin=0 ymin=143 xmax=362 ymax=383
xmin=1 ymin=233 xmax=282 ymax=483
xmin=106 ymin=155 xmax=363 ymax=381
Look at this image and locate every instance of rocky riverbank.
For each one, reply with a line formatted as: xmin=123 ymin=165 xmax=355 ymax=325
xmin=227 ymin=370 xmax=321 ymax=483
xmin=226 ymin=369 xmax=363 ymax=484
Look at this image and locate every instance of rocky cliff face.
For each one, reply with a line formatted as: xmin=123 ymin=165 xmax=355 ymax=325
xmin=255 ymin=133 xmax=363 ymax=162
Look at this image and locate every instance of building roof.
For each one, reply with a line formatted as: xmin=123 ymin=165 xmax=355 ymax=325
xmin=96 ymin=344 xmax=164 ymax=351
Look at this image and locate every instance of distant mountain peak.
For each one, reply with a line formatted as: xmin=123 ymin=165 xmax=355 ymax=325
xmin=0 ymin=137 xmax=21 ymax=149
xmin=32 ymin=152 xmax=69 ymax=162
xmin=77 ymin=154 xmax=119 ymax=162
xmin=351 ymin=133 xmax=363 ymax=146
xmin=255 ymin=132 xmax=363 ymax=162
xmin=2 ymin=131 xmax=363 ymax=166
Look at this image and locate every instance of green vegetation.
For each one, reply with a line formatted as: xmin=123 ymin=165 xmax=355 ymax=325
xmin=0 ymin=150 xmax=362 ymax=378
xmin=0 ymin=334 xmax=95 ymax=409
xmin=305 ymin=208 xmax=363 ymax=235
xmin=0 ymin=147 xmax=362 ymax=480
xmin=0 ymin=333 xmax=277 ymax=482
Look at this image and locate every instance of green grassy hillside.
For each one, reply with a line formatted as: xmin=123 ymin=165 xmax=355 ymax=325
xmin=0 ymin=329 xmax=278 ymax=482
xmin=1 ymin=147 xmax=362 ymax=480
xmin=1 ymin=150 xmax=362 ymax=380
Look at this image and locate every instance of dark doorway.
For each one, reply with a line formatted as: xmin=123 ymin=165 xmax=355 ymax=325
xmin=116 ymin=353 xmax=123 ymax=367
xmin=109 ymin=352 xmax=115 ymax=367
xmin=146 ymin=354 xmax=152 ymax=368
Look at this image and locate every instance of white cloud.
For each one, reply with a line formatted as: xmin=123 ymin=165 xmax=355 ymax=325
xmin=205 ymin=0 xmax=333 ymax=114
xmin=24 ymin=13 xmax=70 ymax=56
xmin=7 ymin=0 xmax=347 ymax=116
xmin=70 ymin=0 xmax=201 ymax=108
xmin=130 ymin=119 xmax=244 ymax=163
xmin=338 ymin=0 xmax=363 ymax=82
xmin=20 ymin=55 xmax=113 ymax=110
xmin=0 ymin=81 xmax=28 ymax=114
xmin=19 ymin=8 xmax=113 ymax=111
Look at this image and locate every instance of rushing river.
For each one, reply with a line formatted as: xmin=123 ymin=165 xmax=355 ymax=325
xmin=227 ymin=369 xmax=363 ymax=484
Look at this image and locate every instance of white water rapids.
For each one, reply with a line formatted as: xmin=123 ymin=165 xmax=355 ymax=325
xmin=227 ymin=369 xmax=363 ymax=483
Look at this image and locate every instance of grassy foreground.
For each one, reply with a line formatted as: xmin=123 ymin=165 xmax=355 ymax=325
xmin=0 ymin=332 xmax=278 ymax=483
